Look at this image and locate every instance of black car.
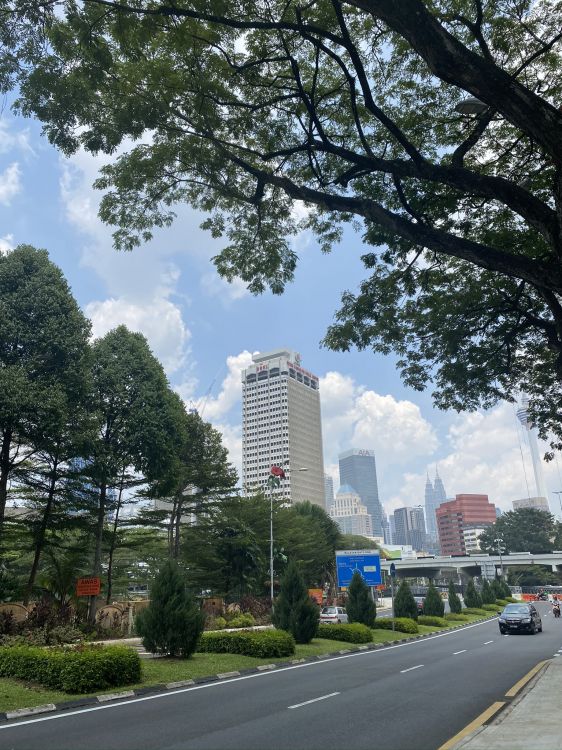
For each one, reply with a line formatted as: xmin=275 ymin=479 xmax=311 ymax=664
xmin=498 ymin=603 xmax=542 ymax=634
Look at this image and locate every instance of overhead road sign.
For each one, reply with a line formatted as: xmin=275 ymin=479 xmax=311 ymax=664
xmin=336 ymin=549 xmax=382 ymax=587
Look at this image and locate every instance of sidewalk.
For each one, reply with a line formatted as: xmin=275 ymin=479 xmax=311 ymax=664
xmin=452 ymin=658 xmax=562 ymax=750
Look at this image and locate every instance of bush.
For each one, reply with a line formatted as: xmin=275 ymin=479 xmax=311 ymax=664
xmin=444 ymin=613 xmax=470 ymax=622
xmin=0 ymin=624 xmax=83 ymax=647
xmin=462 ymin=607 xmax=489 ymax=616
xmin=482 ymin=603 xmax=501 ymax=611
xmin=423 ymin=584 xmax=444 ymax=617
xmin=0 ymin=645 xmax=141 ymax=693
xmin=346 ymin=571 xmax=376 ymax=626
xmin=198 ymin=629 xmax=295 ymax=658
xmin=211 ymin=617 xmax=227 ymax=630
xmin=490 ymin=579 xmax=503 ymax=599
xmin=481 ymin=580 xmax=496 ymax=605
xmin=499 ymin=579 xmax=512 ymax=599
xmin=448 ymin=581 xmax=462 ymax=615
xmin=317 ymin=623 xmax=372 ymax=643
xmin=504 ymin=597 xmax=518 ymax=603
xmin=418 ymin=615 xmax=447 ymax=628
xmin=272 ymin=561 xmax=319 ymax=644
xmin=136 ymin=559 xmax=204 ymax=658
xmin=228 ymin=613 xmax=255 ymax=628
xmin=394 ymin=580 xmax=418 ymax=620
xmin=373 ymin=617 xmax=419 ymax=634
xmin=495 ymin=599 xmax=509 ymax=606
xmin=464 ymin=579 xmax=483 ymax=609
xmin=238 ymin=595 xmax=272 ymax=623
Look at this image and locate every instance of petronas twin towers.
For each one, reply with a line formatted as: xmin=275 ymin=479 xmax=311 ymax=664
xmin=424 ymin=469 xmax=447 ymax=552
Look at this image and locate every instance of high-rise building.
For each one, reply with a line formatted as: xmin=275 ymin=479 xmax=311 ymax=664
xmin=513 ymin=496 xmax=551 ymax=512
xmin=241 ymin=348 xmax=325 ymax=506
xmin=329 ymin=486 xmax=373 ymax=537
xmin=436 ymin=494 xmax=497 ymax=555
xmin=381 ymin=511 xmax=391 ymax=545
xmin=338 ymin=449 xmax=383 ymax=536
xmin=516 ymin=396 xmax=549 ymax=508
xmin=393 ymin=506 xmax=427 ymax=551
xmin=324 ymin=474 xmax=335 ymax=509
xmin=424 ymin=469 xmax=447 ymax=554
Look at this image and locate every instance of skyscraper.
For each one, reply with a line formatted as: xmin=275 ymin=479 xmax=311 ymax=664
xmin=329 ymin=485 xmax=373 ymax=537
xmin=242 ymin=348 xmax=325 ymax=506
xmin=324 ymin=474 xmax=335 ymax=509
xmin=393 ymin=506 xmax=427 ymax=551
xmin=424 ymin=468 xmax=447 ymax=553
xmin=338 ymin=449 xmax=383 ymax=536
xmin=436 ymin=494 xmax=496 ymax=555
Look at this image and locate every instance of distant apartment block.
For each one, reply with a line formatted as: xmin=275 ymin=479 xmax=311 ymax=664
xmin=393 ymin=506 xmax=427 ymax=551
xmin=437 ymin=494 xmax=497 ymax=555
xmin=512 ymin=496 xmax=550 ymax=512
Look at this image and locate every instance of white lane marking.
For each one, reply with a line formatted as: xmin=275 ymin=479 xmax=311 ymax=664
xmin=288 ymin=692 xmax=339 ymax=709
xmin=400 ymin=664 xmax=424 ymax=673
xmin=484 ymin=641 xmax=493 ymax=645
xmin=0 ymin=619 xmax=493 ymax=731
xmin=453 ymin=650 xmax=467 ymax=655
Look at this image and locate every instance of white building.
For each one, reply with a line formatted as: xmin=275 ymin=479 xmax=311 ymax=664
xmin=513 ymin=496 xmax=550 ymax=512
xmin=329 ymin=485 xmax=373 ymax=537
xmin=242 ymin=349 xmax=325 ymax=506
xmin=462 ymin=527 xmax=487 ymax=554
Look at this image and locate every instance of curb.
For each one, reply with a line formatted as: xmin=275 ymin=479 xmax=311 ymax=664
xmin=0 ymin=615 xmax=494 ymax=723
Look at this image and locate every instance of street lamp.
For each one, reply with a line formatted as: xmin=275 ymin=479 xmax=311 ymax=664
xmin=494 ymin=537 xmax=505 ymax=578
xmin=454 ymin=97 xmax=488 ymax=115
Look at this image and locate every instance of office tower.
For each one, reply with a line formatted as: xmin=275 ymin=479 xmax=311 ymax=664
xmin=324 ymin=474 xmax=335 ymax=509
xmin=424 ymin=469 xmax=447 ymax=554
xmin=338 ymin=449 xmax=383 ymax=536
xmin=329 ymin=486 xmax=373 ymax=537
xmin=513 ymin=496 xmax=550 ymax=512
xmin=389 ymin=514 xmax=396 ymax=545
xmin=381 ymin=511 xmax=391 ymax=545
xmin=393 ymin=506 xmax=427 ymax=551
xmin=516 ymin=397 xmax=549 ymax=507
xmin=436 ymin=494 xmax=497 ymax=555
xmin=242 ymin=349 xmax=325 ymax=506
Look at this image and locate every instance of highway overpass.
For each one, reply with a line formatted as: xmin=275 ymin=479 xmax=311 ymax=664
xmin=380 ymin=552 xmax=562 ymax=580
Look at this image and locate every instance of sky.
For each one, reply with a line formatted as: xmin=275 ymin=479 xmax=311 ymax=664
xmin=2 ymin=106 xmax=562 ymax=520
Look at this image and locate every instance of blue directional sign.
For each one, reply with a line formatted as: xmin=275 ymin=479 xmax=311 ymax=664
xmin=336 ymin=550 xmax=382 ymax=587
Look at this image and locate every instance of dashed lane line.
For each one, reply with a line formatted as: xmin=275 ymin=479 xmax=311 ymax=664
xmin=400 ymin=664 xmax=424 ymax=673
xmin=288 ymin=692 xmax=340 ymax=710
xmin=453 ymin=650 xmax=467 ymax=655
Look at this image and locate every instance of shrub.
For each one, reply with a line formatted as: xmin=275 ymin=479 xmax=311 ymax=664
xmin=482 ymin=604 xmax=501 ymax=612
xmin=504 ymin=597 xmax=518 ymax=603
xmin=0 ymin=645 xmax=141 ymax=693
xmin=272 ymin=561 xmax=319 ymax=644
xmin=136 ymin=559 xmax=204 ymax=658
xmin=418 ymin=615 xmax=447 ymax=628
xmin=464 ymin=579 xmax=483 ymax=609
xmin=317 ymin=623 xmax=372 ymax=643
xmin=346 ymin=571 xmax=376 ymax=627
xmin=198 ymin=629 xmax=295 ymax=658
xmin=423 ymin=584 xmax=444 ymax=617
xmin=495 ymin=599 xmax=509 ymax=606
xmin=238 ymin=595 xmax=272 ymax=623
xmin=499 ymin=579 xmax=512 ymax=599
xmin=373 ymin=617 xmax=419 ymax=634
xmin=490 ymin=579 xmax=503 ymax=599
xmin=444 ymin=613 xmax=470 ymax=622
xmin=394 ymin=580 xmax=418 ymax=620
xmin=481 ymin=580 xmax=496 ymax=605
xmin=211 ymin=617 xmax=227 ymax=630
xmin=0 ymin=611 xmax=17 ymax=636
xmin=228 ymin=613 xmax=255 ymax=628
xmin=462 ymin=607 xmax=488 ymax=616
xmin=448 ymin=581 xmax=462 ymax=615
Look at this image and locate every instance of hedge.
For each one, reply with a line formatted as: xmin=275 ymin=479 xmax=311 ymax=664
xmin=504 ymin=597 xmax=518 ymax=603
xmin=0 ymin=645 xmax=141 ymax=693
xmin=418 ymin=615 xmax=448 ymax=628
xmin=495 ymin=599 xmax=509 ymax=607
xmin=373 ymin=618 xmax=419 ymax=634
xmin=317 ymin=623 xmax=372 ymax=644
xmin=482 ymin=603 xmax=501 ymax=612
xmin=462 ymin=607 xmax=489 ymax=616
xmin=444 ymin=613 xmax=470 ymax=622
xmin=198 ymin=629 xmax=295 ymax=658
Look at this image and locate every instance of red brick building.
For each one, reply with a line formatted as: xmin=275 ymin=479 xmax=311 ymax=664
xmin=436 ymin=494 xmax=497 ymax=555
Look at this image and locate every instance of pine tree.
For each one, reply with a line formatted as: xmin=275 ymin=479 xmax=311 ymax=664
xmin=272 ymin=560 xmax=319 ymax=643
xmin=136 ymin=559 xmax=204 ymax=657
xmin=347 ymin=570 xmax=376 ymax=626
xmin=448 ymin=581 xmax=462 ymax=614
xmin=481 ymin=579 xmax=496 ymax=604
xmin=423 ymin=583 xmax=444 ymax=617
xmin=464 ymin=578 xmax=483 ymax=608
xmin=394 ymin=579 xmax=418 ymax=620
xmin=490 ymin=578 xmax=503 ymax=600
xmin=499 ymin=578 xmax=512 ymax=599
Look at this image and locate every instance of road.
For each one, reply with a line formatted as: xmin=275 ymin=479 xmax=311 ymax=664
xmin=2 ymin=603 xmax=560 ymax=750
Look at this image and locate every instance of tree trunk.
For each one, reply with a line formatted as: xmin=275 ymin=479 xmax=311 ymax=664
xmin=88 ymin=483 xmax=106 ymax=626
xmin=106 ymin=472 xmax=125 ymax=605
xmin=23 ymin=459 xmax=59 ymax=605
xmin=0 ymin=427 xmax=13 ymax=545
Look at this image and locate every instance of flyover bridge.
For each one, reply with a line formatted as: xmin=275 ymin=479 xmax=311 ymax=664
xmin=380 ymin=552 xmax=562 ymax=580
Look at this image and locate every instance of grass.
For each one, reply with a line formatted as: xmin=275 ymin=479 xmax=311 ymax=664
xmin=0 ymin=613 xmax=494 ymax=713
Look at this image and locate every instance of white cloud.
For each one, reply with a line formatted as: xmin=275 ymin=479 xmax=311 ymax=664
xmin=0 ymin=233 xmax=14 ymax=255
xmin=200 ymin=272 xmax=249 ymax=302
xmin=203 ymin=351 xmax=254 ymax=420
xmin=0 ymin=163 xmax=21 ymax=205
xmin=86 ymin=296 xmax=192 ymax=375
xmin=0 ymin=121 xmax=35 ymax=157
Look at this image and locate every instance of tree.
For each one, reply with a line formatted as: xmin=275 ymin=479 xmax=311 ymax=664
xmin=480 ymin=579 xmax=496 ymax=605
xmin=272 ymin=560 xmax=319 ymax=643
xmin=448 ymin=581 xmax=462 ymax=615
xmin=0 ymin=245 xmax=91 ymax=546
xmin=507 ymin=565 xmax=561 ymax=587
xmin=499 ymin=578 xmax=512 ymax=599
xmin=423 ymin=583 xmax=444 ymax=617
xmin=136 ymin=559 xmax=204 ymax=657
xmin=8 ymin=0 xmax=562 ymax=445
xmin=490 ymin=578 xmax=503 ymax=600
xmin=464 ymin=578 xmax=482 ymax=609
xmin=394 ymin=579 xmax=418 ymax=620
xmin=346 ymin=570 xmax=376 ymax=626
xmin=479 ymin=508 xmax=556 ymax=555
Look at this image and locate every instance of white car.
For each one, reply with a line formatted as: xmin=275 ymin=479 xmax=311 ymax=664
xmin=320 ymin=606 xmax=348 ymax=624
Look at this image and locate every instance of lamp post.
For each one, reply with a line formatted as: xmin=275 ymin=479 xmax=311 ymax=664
xmin=494 ymin=537 xmax=505 ymax=578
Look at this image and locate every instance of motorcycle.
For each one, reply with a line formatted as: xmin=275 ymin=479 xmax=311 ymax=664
xmin=553 ymin=604 xmax=560 ymax=618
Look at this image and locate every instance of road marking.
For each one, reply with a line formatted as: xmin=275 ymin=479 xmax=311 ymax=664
xmin=484 ymin=640 xmax=493 ymax=645
xmin=288 ymin=692 xmax=340 ymax=709
xmin=400 ymin=664 xmax=424 ymax=673
xmin=0 ymin=619 xmax=493 ymax=731
xmin=505 ymin=660 xmax=549 ymax=697
xmin=453 ymin=650 xmax=467 ymax=655
xmin=437 ymin=702 xmax=506 ymax=750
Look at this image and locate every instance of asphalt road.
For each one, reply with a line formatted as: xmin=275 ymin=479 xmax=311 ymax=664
xmin=2 ymin=603 xmax=560 ymax=750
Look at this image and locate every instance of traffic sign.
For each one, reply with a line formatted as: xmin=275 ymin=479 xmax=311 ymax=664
xmin=336 ymin=550 xmax=381 ymax=587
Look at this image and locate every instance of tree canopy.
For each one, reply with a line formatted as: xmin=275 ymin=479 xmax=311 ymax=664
xmin=4 ymin=0 xmax=562 ymax=441
xmin=479 ymin=507 xmax=557 ymax=554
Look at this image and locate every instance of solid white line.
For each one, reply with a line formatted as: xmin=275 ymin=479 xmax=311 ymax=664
xmin=288 ymin=692 xmax=339 ymax=709
xmin=453 ymin=650 xmax=467 ymax=655
xmin=484 ymin=641 xmax=493 ymax=645
xmin=400 ymin=664 xmax=424 ymax=673
xmin=0 ymin=619 xmax=492 ymax=731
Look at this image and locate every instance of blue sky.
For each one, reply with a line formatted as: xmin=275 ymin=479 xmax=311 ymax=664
xmin=1 ymin=106 xmax=561 ymax=518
